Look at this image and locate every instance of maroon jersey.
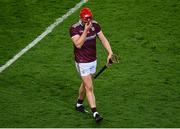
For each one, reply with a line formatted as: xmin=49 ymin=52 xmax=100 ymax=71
xmin=70 ymin=20 xmax=101 ymax=63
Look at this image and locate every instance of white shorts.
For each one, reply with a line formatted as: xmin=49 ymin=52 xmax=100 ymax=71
xmin=75 ymin=60 xmax=97 ymax=76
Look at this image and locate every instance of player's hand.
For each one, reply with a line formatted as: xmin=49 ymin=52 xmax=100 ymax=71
xmin=106 ymin=53 xmax=113 ymax=66
xmin=84 ymin=21 xmax=92 ymax=32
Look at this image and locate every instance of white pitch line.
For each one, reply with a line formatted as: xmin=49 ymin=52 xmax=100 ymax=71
xmin=0 ymin=0 xmax=87 ymax=73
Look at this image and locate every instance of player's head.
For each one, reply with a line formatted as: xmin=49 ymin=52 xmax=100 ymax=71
xmin=80 ymin=7 xmax=93 ymax=23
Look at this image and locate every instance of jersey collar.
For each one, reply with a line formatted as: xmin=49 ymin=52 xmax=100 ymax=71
xmin=79 ymin=20 xmax=84 ymax=27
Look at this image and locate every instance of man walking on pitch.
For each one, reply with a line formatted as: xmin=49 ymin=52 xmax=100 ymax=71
xmin=69 ymin=7 xmax=113 ymax=123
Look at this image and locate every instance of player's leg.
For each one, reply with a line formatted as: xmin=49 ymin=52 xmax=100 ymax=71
xmin=81 ymin=75 xmax=95 ymax=107
xmin=78 ymin=82 xmax=86 ymax=100
xmin=75 ymin=60 xmax=103 ymax=122
xmin=76 ymin=83 xmax=89 ymax=113
xmin=81 ymin=75 xmax=103 ymax=122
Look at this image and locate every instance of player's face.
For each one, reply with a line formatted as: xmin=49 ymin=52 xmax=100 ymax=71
xmin=82 ymin=16 xmax=92 ymax=25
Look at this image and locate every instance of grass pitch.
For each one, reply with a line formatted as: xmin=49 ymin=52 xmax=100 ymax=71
xmin=0 ymin=0 xmax=180 ymax=127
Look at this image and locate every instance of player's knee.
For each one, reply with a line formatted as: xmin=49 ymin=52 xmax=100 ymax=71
xmin=84 ymin=84 xmax=93 ymax=92
xmin=80 ymin=89 xmax=85 ymax=95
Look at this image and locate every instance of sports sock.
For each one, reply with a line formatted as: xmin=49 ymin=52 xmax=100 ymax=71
xmin=76 ymin=99 xmax=83 ymax=107
xmin=77 ymin=99 xmax=83 ymax=104
xmin=91 ymin=107 xmax=97 ymax=113
xmin=91 ymin=107 xmax=100 ymax=117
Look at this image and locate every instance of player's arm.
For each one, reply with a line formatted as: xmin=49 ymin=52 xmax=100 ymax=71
xmin=72 ymin=22 xmax=92 ymax=49
xmin=98 ymin=31 xmax=113 ymax=64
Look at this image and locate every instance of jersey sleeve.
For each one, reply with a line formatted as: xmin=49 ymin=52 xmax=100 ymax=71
xmin=94 ymin=23 xmax=101 ymax=35
xmin=69 ymin=26 xmax=79 ymax=38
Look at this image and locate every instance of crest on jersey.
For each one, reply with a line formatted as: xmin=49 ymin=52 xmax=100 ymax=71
xmin=91 ymin=27 xmax=95 ymax=31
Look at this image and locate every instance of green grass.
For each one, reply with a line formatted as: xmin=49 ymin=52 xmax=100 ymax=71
xmin=0 ymin=0 xmax=180 ymax=127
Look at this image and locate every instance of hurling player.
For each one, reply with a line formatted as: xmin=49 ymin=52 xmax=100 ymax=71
xmin=69 ymin=7 xmax=113 ymax=123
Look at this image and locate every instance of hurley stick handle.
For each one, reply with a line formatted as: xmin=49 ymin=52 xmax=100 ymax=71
xmin=93 ymin=65 xmax=107 ymax=79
